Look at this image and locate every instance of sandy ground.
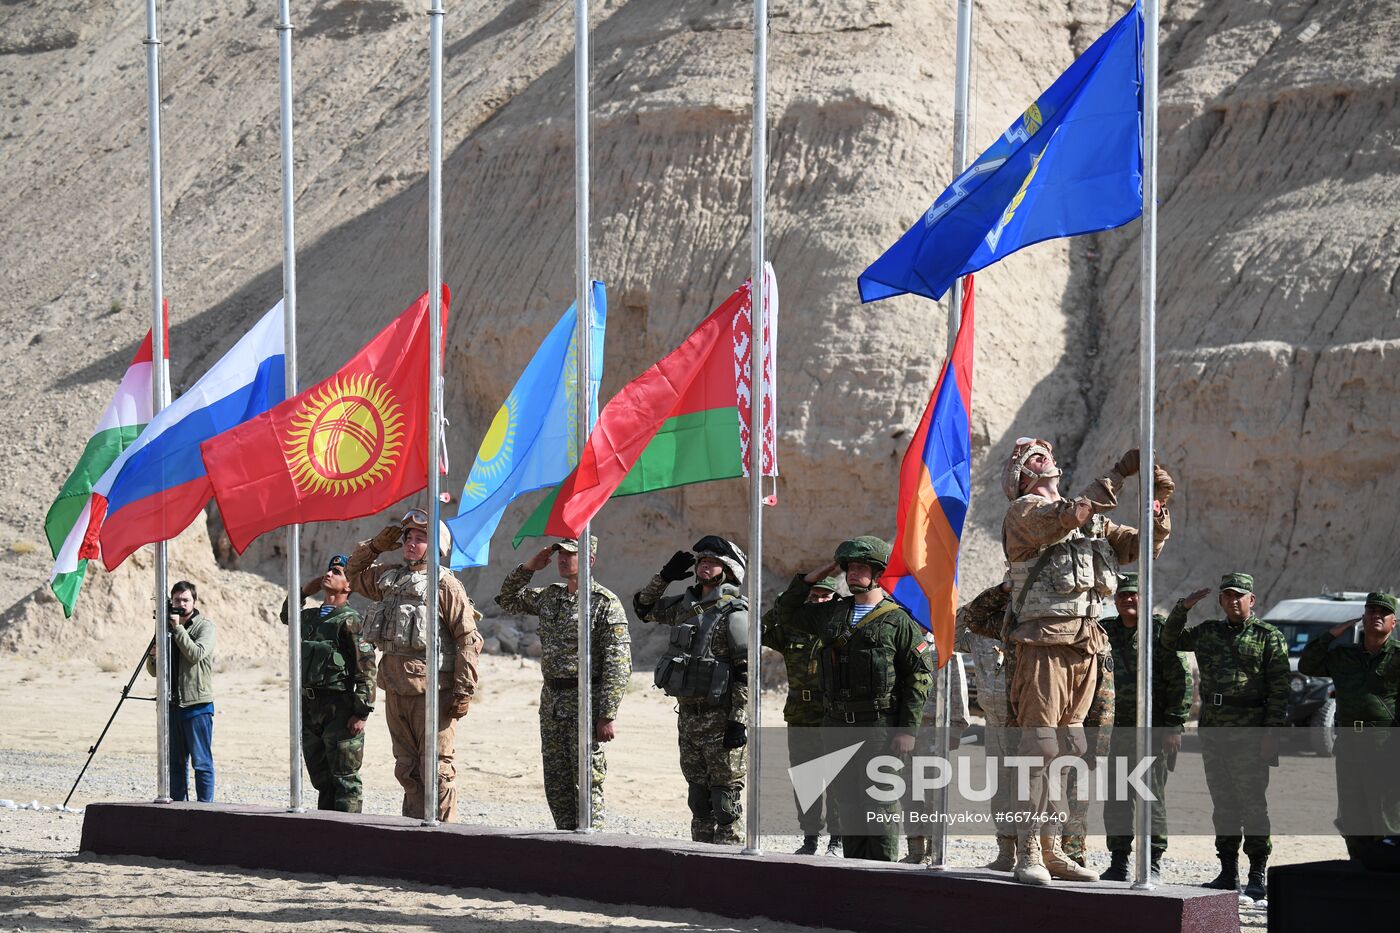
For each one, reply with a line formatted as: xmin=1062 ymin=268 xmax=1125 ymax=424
xmin=0 ymin=655 xmax=1340 ymax=930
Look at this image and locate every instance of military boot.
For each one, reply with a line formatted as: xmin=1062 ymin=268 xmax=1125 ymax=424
xmin=794 ymin=835 xmax=819 ymax=856
xmin=1243 ymin=857 xmax=1267 ymax=901
xmin=1013 ymin=835 xmax=1052 ymax=886
xmin=1150 ymin=852 xmax=1163 ymax=884
xmin=1041 ymin=833 xmax=1098 ymax=882
xmin=1202 ymin=855 xmax=1238 ymax=890
xmin=1099 ymin=850 xmax=1130 ymax=882
xmin=901 ymin=835 xmax=929 ymax=864
xmin=985 ymin=836 xmax=1017 ymax=872
xmin=825 ymin=835 xmax=842 ymax=857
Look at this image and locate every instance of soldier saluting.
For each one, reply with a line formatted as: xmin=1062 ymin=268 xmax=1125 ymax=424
xmin=496 ymin=536 xmax=631 ymax=831
xmin=281 ymin=554 xmax=377 ymax=812
xmin=774 ymin=536 xmax=934 ymax=863
xmin=635 ymin=536 xmax=750 ymax=846
xmin=1297 ymin=591 xmax=1400 ymax=862
xmin=1161 ymin=573 xmax=1288 ymax=902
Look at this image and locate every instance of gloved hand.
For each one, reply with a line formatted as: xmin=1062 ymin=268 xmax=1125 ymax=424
xmin=723 ymin=721 xmax=748 ymax=749
xmin=1153 ymin=463 xmax=1175 ymax=505
xmin=371 ymin=523 xmax=404 ymax=553
xmin=449 ymin=693 xmax=472 ymax=720
xmin=1112 ymin=448 xmax=1140 ymax=478
xmin=660 ymin=550 xmax=696 ymax=582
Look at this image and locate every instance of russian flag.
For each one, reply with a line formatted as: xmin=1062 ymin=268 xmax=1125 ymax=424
xmin=94 ymin=302 xmax=286 ymax=570
xmin=881 ymin=277 xmax=975 ymax=667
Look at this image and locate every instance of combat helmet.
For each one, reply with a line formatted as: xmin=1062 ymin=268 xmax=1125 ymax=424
xmin=1000 ymin=436 xmax=1061 ymax=500
xmin=692 ymin=535 xmax=747 ymax=587
xmin=835 ymin=536 xmax=890 ymax=594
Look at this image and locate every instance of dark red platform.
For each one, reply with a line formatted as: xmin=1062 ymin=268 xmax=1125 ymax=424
xmin=80 ymin=803 xmax=1238 ymax=933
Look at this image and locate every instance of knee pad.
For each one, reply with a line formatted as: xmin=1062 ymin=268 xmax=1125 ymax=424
xmin=712 ymin=786 xmax=742 ymax=826
xmin=688 ymin=782 xmax=714 ymax=818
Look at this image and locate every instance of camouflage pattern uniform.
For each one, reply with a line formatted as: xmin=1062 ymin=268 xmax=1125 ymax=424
xmin=281 ymin=597 xmax=377 ymax=812
xmin=773 ymin=574 xmax=935 ymax=862
xmin=1297 ymin=595 xmax=1400 ymax=858
xmin=957 ymin=584 xmax=1018 ymax=840
xmin=348 ymin=539 xmax=483 ymax=823
xmin=1101 ymin=610 xmax=1193 ymax=859
xmin=635 ymin=575 xmax=749 ymax=844
xmin=1062 ymin=642 xmax=1114 ymax=865
xmin=496 ymin=563 xmax=631 ymax=830
xmin=761 ymin=601 xmax=829 ymax=837
xmin=1160 ymin=578 xmax=1288 ymax=864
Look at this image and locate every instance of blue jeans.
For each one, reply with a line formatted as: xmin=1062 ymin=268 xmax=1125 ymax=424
xmin=170 ymin=708 xmax=215 ymax=802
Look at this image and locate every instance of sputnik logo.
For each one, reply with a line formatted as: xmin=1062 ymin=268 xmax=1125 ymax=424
xmin=788 ymin=741 xmax=864 ymax=812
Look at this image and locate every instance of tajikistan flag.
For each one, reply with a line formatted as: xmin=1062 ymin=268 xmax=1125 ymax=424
xmin=45 ymin=311 xmax=167 ymax=617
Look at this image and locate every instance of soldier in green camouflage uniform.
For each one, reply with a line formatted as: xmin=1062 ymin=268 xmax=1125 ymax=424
xmin=635 ymin=536 xmax=750 ymax=845
xmin=762 ymin=575 xmax=840 ymax=855
xmin=496 ymin=536 xmax=631 ymax=830
xmin=774 ymin=536 xmax=935 ymax=863
xmin=1062 ymin=641 xmax=1114 ymax=867
xmin=280 ymin=554 xmax=377 ymax=812
xmin=1099 ymin=571 xmax=1193 ymax=882
xmin=1161 ymin=572 xmax=1288 ymax=899
xmin=1297 ymin=591 xmax=1400 ymax=861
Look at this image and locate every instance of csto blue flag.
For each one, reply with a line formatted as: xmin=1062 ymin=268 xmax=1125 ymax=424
xmin=446 ymin=283 xmax=605 ymax=569
xmin=858 ymin=1 xmax=1144 ymax=303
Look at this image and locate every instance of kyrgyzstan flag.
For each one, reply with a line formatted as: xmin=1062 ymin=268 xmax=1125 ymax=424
xmin=201 ymin=287 xmax=448 ymax=553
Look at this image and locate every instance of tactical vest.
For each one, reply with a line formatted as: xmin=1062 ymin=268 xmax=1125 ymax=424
xmin=301 ymin=605 xmax=358 ymax=692
xmin=1006 ymin=513 xmax=1118 ymax=622
xmin=361 ymin=565 xmax=455 ymax=674
xmin=652 ymin=594 xmax=743 ymax=706
xmin=819 ymin=600 xmax=901 ymax=714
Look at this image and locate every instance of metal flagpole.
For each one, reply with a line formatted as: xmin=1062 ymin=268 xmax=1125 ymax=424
xmin=423 ymin=0 xmax=446 ymax=828
xmin=1133 ymin=0 xmax=1160 ymax=891
xmin=930 ymin=0 xmax=973 ymax=871
xmin=742 ymin=0 xmax=767 ymax=858
xmin=275 ymin=0 xmax=305 ymax=814
xmin=143 ymin=0 xmax=172 ymax=806
xmin=572 ymin=0 xmax=595 ymax=835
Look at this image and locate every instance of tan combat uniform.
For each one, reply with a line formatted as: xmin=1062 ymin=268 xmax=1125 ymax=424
xmin=348 ymin=539 xmax=483 ymax=822
xmin=1002 ymin=468 xmax=1169 ymax=845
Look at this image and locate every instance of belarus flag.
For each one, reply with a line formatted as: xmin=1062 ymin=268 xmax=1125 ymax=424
xmin=95 ymin=302 xmax=285 ymax=570
xmin=46 ymin=306 xmax=168 ymax=617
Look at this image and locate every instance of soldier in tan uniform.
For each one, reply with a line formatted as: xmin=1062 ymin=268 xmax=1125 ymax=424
xmin=348 ymin=508 xmax=483 ymax=822
xmin=999 ymin=439 xmax=1172 ymax=885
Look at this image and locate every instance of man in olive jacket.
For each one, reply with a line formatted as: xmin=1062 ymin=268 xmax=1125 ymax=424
xmin=145 ymin=580 xmax=216 ymax=802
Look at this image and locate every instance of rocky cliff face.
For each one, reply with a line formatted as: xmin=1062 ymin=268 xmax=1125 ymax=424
xmin=2 ymin=0 xmax=1394 ymax=662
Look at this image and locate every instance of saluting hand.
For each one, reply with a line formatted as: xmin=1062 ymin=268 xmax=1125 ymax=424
xmin=1329 ymin=619 xmax=1360 ymax=638
xmin=804 ymin=561 xmax=840 ymax=585
xmin=523 ymin=546 xmax=555 ymax=572
xmin=1181 ymin=587 xmax=1212 ymax=609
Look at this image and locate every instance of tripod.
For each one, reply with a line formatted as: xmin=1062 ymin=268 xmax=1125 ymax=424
xmin=63 ymin=636 xmax=158 ymax=809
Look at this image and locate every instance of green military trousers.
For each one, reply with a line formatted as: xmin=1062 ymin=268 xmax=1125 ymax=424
xmin=824 ymin=715 xmax=901 ymax=862
xmin=539 ymin=684 xmax=606 ymax=830
xmin=1200 ymin=728 xmax=1272 ymax=860
xmin=1334 ymin=729 xmax=1400 ymax=858
xmin=302 ymin=693 xmax=365 ymax=812
xmin=786 ymin=724 xmax=831 ymax=836
xmin=1103 ymin=735 xmax=1171 ymax=856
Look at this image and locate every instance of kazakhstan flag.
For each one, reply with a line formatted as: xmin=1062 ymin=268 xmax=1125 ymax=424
xmin=446 ymin=283 xmax=606 ymax=569
xmin=859 ymin=0 xmax=1144 ymax=303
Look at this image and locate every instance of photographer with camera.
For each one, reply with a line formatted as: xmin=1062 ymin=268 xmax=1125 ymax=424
xmin=144 ymin=580 xmax=216 ymax=802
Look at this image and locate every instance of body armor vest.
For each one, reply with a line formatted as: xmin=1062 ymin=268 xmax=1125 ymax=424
xmin=819 ymin=600 xmax=899 ymax=713
xmin=301 ymin=605 xmax=356 ymax=691
xmin=652 ymin=595 xmax=741 ymax=706
xmin=362 ymin=566 xmax=455 ymax=674
xmin=1006 ymin=513 xmax=1118 ymax=622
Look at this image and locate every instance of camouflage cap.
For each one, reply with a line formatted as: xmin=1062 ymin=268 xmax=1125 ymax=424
xmin=327 ymin=554 xmax=349 ymax=570
xmin=1364 ymin=592 xmax=1398 ymax=615
xmin=556 ymin=536 xmax=598 ymax=556
xmin=810 ymin=575 xmax=841 ymax=592
xmin=1115 ymin=572 xmax=1138 ymax=594
xmin=1220 ymin=572 xmax=1254 ymax=595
